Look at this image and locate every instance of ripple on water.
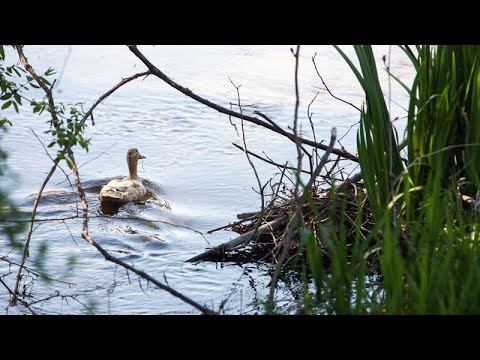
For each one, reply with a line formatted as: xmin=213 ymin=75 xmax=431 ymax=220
xmin=0 ymin=45 xmax=415 ymax=314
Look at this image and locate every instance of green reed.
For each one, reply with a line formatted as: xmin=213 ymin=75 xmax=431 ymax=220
xmin=299 ymin=45 xmax=480 ymax=314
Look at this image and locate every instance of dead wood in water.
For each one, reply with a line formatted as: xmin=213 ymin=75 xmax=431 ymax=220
xmin=188 ymin=177 xmax=373 ymax=265
xmin=187 ymin=215 xmax=288 ymax=262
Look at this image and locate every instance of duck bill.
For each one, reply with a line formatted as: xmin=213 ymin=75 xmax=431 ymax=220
xmin=138 ymin=153 xmax=146 ymax=159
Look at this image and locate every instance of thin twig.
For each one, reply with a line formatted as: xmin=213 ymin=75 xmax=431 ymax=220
xmin=231 ymin=143 xmax=311 ymax=175
xmin=312 ymin=52 xmax=362 ymax=112
xmin=292 ymin=45 xmax=305 ymax=228
xmin=267 ymin=127 xmax=337 ymax=308
xmin=267 ymin=46 xmax=304 ymax=309
xmin=0 ymin=278 xmax=37 ymax=315
xmin=30 ymin=128 xmax=79 ymax=216
xmin=11 ymin=159 xmax=59 ymax=305
xmin=12 ymin=46 xmax=215 ymax=315
xmin=253 ymin=110 xmax=312 ymax=163
xmin=307 ymin=92 xmax=320 ymax=169
xmin=52 ymin=45 xmax=72 ymax=93
xmin=218 ymin=269 xmax=246 ymax=314
xmin=207 ymin=214 xmax=258 ymax=234
xmin=67 ymin=149 xmax=216 ymax=315
xmin=54 ymin=143 xmax=116 ymax=186
xmin=1 ymin=255 xmax=76 ymax=286
xmin=79 ymin=70 xmax=152 ymax=127
xmin=9 ymin=54 xmax=75 ymax=303
xmin=267 ymin=163 xmax=288 ymax=208
xmin=187 ymin=216 xmax=288 ymax=263
xmin=229 ymin=78 xmax=266 ymax=243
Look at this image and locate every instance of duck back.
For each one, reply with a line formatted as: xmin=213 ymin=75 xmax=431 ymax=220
xmin=99 ymin=177 xmax=147 ymax=203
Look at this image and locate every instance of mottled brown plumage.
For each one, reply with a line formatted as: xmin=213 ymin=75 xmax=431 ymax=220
xmin=99 ymin=148 xmax=147 ymax=203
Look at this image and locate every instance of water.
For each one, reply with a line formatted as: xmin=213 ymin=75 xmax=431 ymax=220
xmin=0 ymin=45 xmax=414 ymax=314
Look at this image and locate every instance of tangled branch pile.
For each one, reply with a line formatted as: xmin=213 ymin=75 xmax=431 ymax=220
xmin=188 ymin=172 xmax=374 ymax=267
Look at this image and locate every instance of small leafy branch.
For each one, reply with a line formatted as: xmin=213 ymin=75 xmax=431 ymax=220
xmin=1 ymin=46 xmax=54 ymax=125
xmin=2 ymin=45 xmax=90 ymax=306
xmin=1 ymin=45 xmax=89 ymax=161
xmin=2 ymin=45 xmax=215 ymax=314
xmin=39 ymin=101 xmax=90 ymax=167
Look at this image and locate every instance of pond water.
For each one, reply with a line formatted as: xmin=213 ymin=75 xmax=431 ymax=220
xmin=0 ymin=45 xmax=414 ymax=314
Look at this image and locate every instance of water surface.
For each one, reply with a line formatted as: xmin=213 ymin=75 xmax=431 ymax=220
xmin=0 ymin=45 xmax=414 ymax=314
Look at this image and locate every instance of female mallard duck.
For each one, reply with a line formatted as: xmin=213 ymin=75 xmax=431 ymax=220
xmin=99 ymin=148 xmax=147 ymax=203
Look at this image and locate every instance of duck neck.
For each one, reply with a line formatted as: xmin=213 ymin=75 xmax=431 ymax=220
xmin=127 ymin=157 xmax=139 ymax=180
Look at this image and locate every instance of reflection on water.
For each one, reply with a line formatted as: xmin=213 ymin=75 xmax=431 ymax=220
xmin=0 ymin=45 xmax=414 ymax=314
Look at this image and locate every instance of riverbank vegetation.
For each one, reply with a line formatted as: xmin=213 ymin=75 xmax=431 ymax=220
xmin=196 ymin=45 xmax=480 ymax=314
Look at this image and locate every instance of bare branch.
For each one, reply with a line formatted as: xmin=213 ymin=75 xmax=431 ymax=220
xmin=11 ymin=46 xmax=216 ymax=315
xmin=67 ymin=149 xmax=216 ymax=315
xmin=292 ymin=45 xmax=305 ymax=227
xmin=79 ymin=70 xmax=153 ymax=127
xmin=54 ymin=144 xmax=116 ymax=186
xmin=127 ymin=45 xmax=358 ymax=162
xmin=11 ymin=159 xmax=59 ymax=305
xmin=293 ymin=45 xmax=302 ymax=176
xmin=307 ymin=92 xmax=320 ymax=169
xmin=253 ymin=110 xmax=313 ymax=167
xmin=228 ymin=78 xmax=266 ymax=243
xmin=30 ymin=128 xmax=79 ymax=216
xmin=312 ymin=52 xmax=362 ymax=112
xmin=268 ymin=127 xmax=337 ymax=308
xmin=187 ymin=216 xmax=288 ymax=263
xmin=231 ymin=143 xmax=313 ymax=176
xmin=1 ymin=278 xmax=37 ymax=315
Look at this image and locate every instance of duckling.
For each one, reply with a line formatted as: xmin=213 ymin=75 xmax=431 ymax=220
xmin=99 ymin=148 xmax=147 ymax=204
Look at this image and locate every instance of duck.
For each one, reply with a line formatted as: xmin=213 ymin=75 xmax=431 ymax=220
xmin=99 ymin=148 xmax=147 ymax=204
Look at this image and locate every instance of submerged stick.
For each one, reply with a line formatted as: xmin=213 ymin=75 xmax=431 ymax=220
xmin=186 ymin=215 xmax=288 ymax=262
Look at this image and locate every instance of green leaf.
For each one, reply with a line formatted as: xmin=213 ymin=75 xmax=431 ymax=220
xmin=44 ymin=67 xmax=56 ymax=76
xmin=40 ymin=77 xmax=51 ymax=86
xmin=0 ymin=92 xmax=12 ymax=100
xmin=66 ymin=157 xmax=73 ymax=169
xmin=33 ymin=105 xmax=42 ymax=113
xmin=26 ymin=75 xmax=33 ymax=82
xmin=0 ymin=118 xmax=12 ymax=126
xmin=13 ymin=92 xmax=21 ymax=104
xmin=12 ymin=101 xmax=18 ymax=113
xmin=1 ymin=101 xmax=12 ymax=110
xmin=48 ymin=141 xmax=56 ymax=148
xmin=30 ymin=83 xmax=40 ymax=89
xmin=12 ymin=67 xmax=21 ymax=78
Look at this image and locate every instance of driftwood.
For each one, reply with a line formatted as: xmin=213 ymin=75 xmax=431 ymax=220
xmin=186 ymin=170 xmax=371 ymax=265
xmin=187 ymin=215 xmax=288 ymax=262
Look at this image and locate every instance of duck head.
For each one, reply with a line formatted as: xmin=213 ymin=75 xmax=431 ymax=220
xmin=127 ymin=148 xmax=146 ymax=179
